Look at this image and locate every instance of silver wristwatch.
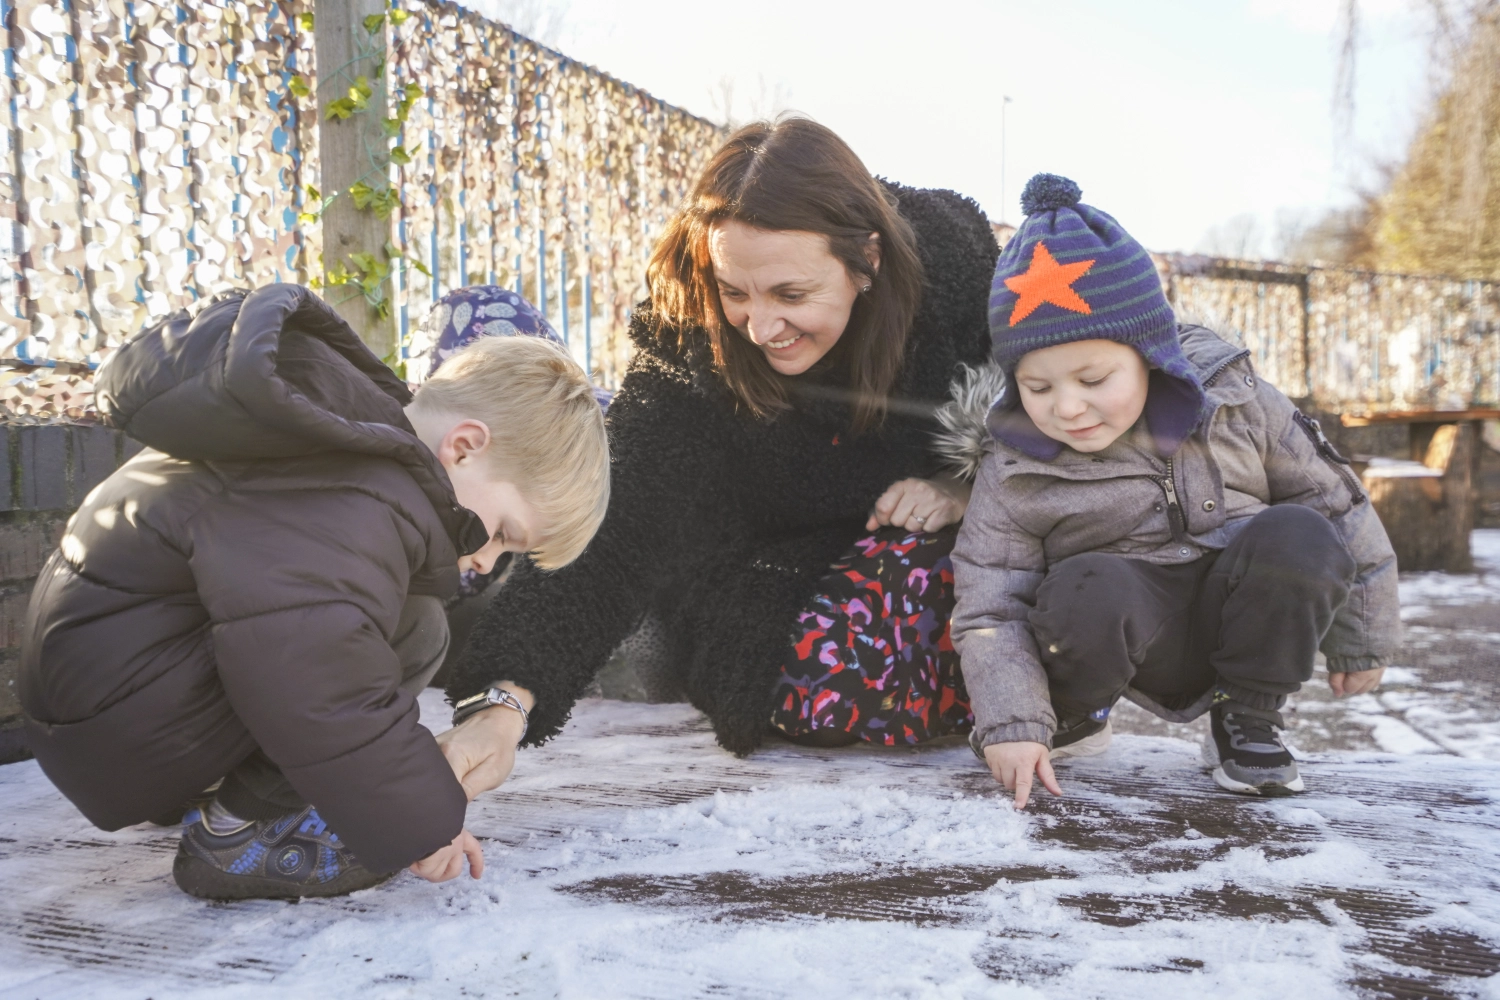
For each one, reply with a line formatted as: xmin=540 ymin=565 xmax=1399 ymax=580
xmin=451 ymin=685 xmax=529 ymax=743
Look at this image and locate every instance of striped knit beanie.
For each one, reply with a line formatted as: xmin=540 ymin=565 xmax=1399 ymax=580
xmin=987 ymin=174 xmax=1207 ymax=458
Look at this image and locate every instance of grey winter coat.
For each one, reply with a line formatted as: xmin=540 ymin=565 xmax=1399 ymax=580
xmin=949 ymin=325 xmax=1401 ymax=749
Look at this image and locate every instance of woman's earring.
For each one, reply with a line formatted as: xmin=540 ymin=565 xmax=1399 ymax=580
xmin=861 ymin=283 xmax=872 ymax=293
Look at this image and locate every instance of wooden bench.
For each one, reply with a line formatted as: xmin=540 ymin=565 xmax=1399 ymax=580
xmin=1348 ymin=414 xmax=1480 ymax=572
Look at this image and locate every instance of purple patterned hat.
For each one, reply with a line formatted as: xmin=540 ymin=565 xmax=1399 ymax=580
xmin=413 ymin=285 xmax=611 ymax=410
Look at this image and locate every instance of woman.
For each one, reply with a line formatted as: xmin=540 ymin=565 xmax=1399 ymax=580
xmin=439 ymin=116 xmax=999 ymax=774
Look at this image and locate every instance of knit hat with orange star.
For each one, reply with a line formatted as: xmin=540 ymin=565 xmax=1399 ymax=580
xmin=987 ymin=173 xmax=1208 ymax=459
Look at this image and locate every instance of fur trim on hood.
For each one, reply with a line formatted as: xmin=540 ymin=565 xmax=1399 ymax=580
xmin=932 ymin=361 xmax=1007 ymax=481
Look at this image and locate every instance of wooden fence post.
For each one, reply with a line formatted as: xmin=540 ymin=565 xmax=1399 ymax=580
xmin=314 ymin=0 xmax=397 ymax=361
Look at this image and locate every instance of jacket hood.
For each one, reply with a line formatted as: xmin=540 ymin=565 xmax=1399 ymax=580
xmin=985 ymin=323 xmax=1248 ymax=462
xmin=96 ymin=283 xmax=489 ymax=555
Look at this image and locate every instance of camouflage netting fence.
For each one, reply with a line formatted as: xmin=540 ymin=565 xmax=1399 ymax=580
xmin=0 ymin=0 xmax=723 ymax=396
xmin=5 ymin=0 xmax=1497 ymax=421
xmin=1159 ymin=255 xmax=1500 ymax=414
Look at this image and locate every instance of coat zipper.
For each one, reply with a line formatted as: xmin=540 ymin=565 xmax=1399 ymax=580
xmin=1293 ymin=411 xmax=1367 ymax=505
xmin=1157 ymin=457 xmax=1188 ymax=540
xmin=1200 ymin=349 xmax=1252 ymax=388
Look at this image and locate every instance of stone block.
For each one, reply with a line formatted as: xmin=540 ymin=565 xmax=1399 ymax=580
xmin=0 ymin=515 xmax=66 ymax=584
xmin=0 ymin=426 xmax=10 ymax=513
xmin=70 ymin=426 xmax=119 ymax=507
xmin=0 ymin=654 xmax=18 ymax=721
xmin=17 ymin=426 xmax=68 ymax=512
xmin=0 ymin=586 xmax=31 ymax=653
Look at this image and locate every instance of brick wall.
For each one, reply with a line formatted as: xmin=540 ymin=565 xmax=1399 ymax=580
xmin=0 ymin=424 xmax=140 ymax=763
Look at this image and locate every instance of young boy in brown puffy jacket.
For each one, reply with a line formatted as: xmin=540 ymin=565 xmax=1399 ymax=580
xmin=951 ymin=176 xmax=1399 ymax=805
xmin=19 ymin=285 xmax=608 ymax=899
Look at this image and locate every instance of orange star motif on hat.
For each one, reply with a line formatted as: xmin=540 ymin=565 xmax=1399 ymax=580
xmin=1005 ymin=241 xmax=1096 ymax=326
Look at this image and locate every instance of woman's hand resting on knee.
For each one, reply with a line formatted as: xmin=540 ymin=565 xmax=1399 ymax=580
xmin=866 ymin=476 xmax=972 ymax=533
xmin=983 ymin=741 xmax=1063 ymax=810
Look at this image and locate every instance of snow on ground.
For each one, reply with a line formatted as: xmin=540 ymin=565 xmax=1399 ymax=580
xmin=3 ymin=696 xmax=1499 ymax=999
xmin=1398 ymin=530 xmax=1500 ymax=617
xmin=2 ymin=536 xmax=1500 ymax=999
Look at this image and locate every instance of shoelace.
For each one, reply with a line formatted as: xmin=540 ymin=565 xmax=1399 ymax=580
xmin=297 ymin=810 xmax=343 ymax=846
xmin=1226 ymin=711 xmax=1282 ymax=748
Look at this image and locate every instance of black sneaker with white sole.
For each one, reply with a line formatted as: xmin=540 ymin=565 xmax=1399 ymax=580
xmin=1204 ymin=696 xmax=1304 ymax=796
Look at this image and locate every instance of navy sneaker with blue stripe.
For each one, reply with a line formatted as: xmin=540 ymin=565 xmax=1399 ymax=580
xmin=173 ymin=804 xmax=394 ymax=900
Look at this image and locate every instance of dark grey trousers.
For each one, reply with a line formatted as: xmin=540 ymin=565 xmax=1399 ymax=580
xmin=1030 ymin=504 xmax=1358 ymax=716
xmin=216 ymin=595 xmax=451 ymax=820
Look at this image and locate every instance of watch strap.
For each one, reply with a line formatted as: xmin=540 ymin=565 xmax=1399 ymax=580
xmin=451 ymin=685 xmax=529 ymax=744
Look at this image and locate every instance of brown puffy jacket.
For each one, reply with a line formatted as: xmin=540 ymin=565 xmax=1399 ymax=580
xmin=19 ymin=284 xmax=488 ymax=872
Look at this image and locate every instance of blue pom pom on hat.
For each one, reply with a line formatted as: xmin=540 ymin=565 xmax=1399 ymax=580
xmin=987 ymin=173 xmax=1207 ymax=460
xmin=1018 ymin=173 xmax=1082 ymax=216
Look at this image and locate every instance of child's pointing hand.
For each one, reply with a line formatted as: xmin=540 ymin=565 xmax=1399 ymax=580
xmin=1328 ymin=666 xmax=1385 ymax=698
xmin=410 ymin=829 xmax=485 ymax=883
xmin=982 ymin=741 xmax=1063 ymax=809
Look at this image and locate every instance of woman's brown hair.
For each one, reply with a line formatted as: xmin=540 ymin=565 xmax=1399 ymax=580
xmin=646 ymin=116 xmax=924 ymax=430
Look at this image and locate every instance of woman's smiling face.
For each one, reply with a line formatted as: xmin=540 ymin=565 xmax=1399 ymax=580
xmin=708 ymin=220 xmax=868 ymax=376
xmin=1013 ymin=339 xmax=1150 ymax=453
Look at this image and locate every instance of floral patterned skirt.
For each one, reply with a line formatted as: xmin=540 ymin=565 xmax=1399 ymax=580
xmin=769 ymin=526 xmax=972 ymax=746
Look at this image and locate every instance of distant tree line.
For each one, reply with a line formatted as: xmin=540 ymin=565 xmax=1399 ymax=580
xmin=1295 ymin=0 xmax=1500 ymax=279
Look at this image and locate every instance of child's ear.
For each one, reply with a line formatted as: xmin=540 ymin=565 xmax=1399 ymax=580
xmin=444 ymin=419 xmax=492 ymax=465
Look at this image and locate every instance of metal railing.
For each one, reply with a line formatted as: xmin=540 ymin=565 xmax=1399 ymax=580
xmin=1160 ymin=254 xmax=1500 ymax=414
xmin=0 ymin=0 xmax=723 ymax=385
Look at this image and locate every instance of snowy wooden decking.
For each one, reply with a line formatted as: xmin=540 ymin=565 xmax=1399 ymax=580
xmin=1 ymin=690 xmax=1499 ymax=1000
xmin=5 ymin=533 xmax=1500 ymax=999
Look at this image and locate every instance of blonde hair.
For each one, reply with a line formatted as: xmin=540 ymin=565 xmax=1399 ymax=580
xmin=412 ymin=336 xmax=609 ymax=570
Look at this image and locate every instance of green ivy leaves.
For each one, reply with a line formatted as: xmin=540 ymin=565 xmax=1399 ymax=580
xmin=324 ymin=75 xmax=374 ymax=120
xmin=382 ymin=82 xmax=424 ymax=137
xmin=363 ymin=8 xmax=409 ymax=33
xmin=324 ymin=253 xmax=393 ymax=318
xmin=297 ymin=1 xmax=431 ymax=328
xmin=296 ymin=184 xmax=333 ymax=226
xmin=349 ymin=181 xmax=400 ymax=220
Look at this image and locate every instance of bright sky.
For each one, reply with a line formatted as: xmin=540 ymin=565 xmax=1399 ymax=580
xmin=465 ymin=0 xmax=1431 ymax=255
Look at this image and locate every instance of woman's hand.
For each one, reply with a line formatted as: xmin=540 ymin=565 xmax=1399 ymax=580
xmin=982 ymin=741 xmax=1063 ymax=809
xmin=435 ymin=683 xmax=534 ymax=800
xmin=866 ymin=476 xmax=972 ymax=533
xmin=409 ymin=829 xmax=485 ymax=883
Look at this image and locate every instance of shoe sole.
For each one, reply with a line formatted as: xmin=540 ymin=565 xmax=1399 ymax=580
xmin=173 ymin=850 xmax=396 ymax=901
xmin=1200 ymin=739 xmax=1305 ymax=796
xmin=1050 ymin=720 xmax=1112 ymax=760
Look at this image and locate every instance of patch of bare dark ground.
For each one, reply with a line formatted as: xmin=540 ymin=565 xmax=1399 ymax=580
xmin=562 ymin=753 xmax=1500 ymax=998
xmin=562 ymin=863 xmax=1066 ymax=926
xmin=565 ymin=861 xmax=1500 ymax=996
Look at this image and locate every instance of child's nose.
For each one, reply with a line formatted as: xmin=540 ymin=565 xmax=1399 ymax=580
xmin=1055 ymin=390 xmax=1088 ymax=420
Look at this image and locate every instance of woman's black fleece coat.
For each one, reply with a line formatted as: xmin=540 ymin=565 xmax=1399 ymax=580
xmin=448 ymin=183 xmax=999 ymax=754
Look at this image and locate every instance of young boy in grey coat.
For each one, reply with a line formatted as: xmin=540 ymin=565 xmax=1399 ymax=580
xmin=951 ymin=175 xmax=1399 ymax=803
